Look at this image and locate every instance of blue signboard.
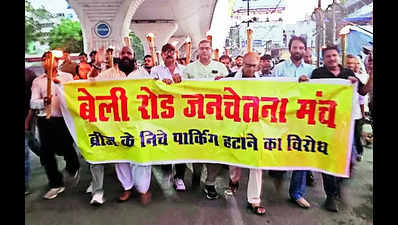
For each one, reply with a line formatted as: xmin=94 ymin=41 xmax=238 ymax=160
xmin=253 ymin=40 xmax=262 ymax=47
xmin=94 ymin=22 xmax=111 ymax=38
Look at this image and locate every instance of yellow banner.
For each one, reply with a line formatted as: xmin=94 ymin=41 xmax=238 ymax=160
xmin=61 ymin=78 xmax=355 ymax=177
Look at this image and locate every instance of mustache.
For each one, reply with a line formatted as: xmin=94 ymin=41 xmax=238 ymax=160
xmin=118 ymin=58 xmax=136 ymax=74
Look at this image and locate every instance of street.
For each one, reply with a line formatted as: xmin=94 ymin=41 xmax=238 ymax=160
xmin=25 ymin=146 xmax=373 ymax=225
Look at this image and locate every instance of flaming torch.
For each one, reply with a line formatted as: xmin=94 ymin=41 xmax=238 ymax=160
xmin=146 ymin=32 xmax=157 ymax=66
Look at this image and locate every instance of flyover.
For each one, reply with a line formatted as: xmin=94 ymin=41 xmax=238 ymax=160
xmin=67 ymin=0 xmax=235 ymax=59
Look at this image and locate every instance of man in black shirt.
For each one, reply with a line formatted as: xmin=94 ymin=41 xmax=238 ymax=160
xmin=309 ymin=44 xmax=365 ymax=212
xmin=311 ymin=46 xmax=363 ymax=90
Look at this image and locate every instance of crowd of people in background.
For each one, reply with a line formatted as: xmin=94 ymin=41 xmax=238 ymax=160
xmin=24 ymin=36 xmax=373 ymax=216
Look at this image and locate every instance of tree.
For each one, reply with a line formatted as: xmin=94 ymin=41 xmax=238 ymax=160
xmin=25 ymin=0 xmax=53 ymax=53
xmin=48 ymin=18 xmax=83 ymax=53
xmin=129 ymin=32 xmax=145 ymax=61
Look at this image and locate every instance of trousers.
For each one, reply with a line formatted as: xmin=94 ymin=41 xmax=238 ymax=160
xmin=37 ymin=117 xmax=80 ymax=188
xmin=229 ymin=166 xmax=263 ymax=204
xmin=192 ymin=163 xmax=222 ymax=186
xmin=115 ymin=163 xmax=151 ymax=193
xmin=160 ymin=164 xmax=187 ymax=179
xmin=25 ymin=133 xmax=31 ymax=188
xmin=89 ymin=163 xmax=104 ymax=195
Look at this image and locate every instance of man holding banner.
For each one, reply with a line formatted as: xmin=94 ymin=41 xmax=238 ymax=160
xmin=273 ymin=36 xmax=315 ymax=209
xmin=85 ymin=46 xmax=153 ymax=205
xmin=183 ymin=39 xmax=229 ymax=199
xmin=150 ymin=43 xmax=186 ymax=191
xmin=309 ymin=44 xmax=363 ymax=212
xmin=30 ymin=51 xmax=81 ymax=200
xmin=60 ymin=39 xmax=357 ymax=213
xmin=223 ymin=52 xmax=266 ymax=216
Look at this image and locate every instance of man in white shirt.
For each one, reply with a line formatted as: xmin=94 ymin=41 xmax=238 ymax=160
xmin=223 ymin=52 xmax=266 ymax=216
xmin=85 ymin=46 xmax=153 ymax=206
xmin=150 ymin=43 xmax=187 ymax=191
xmin=230 ymin=55 xmax=243 ymax=73
xmin=150 ymin=43 xmax=183 ymax=84
xmin=345 ymin=54 xmax=369 ymax=161
xmin=89 ymin=46 xmax=150 ymax=80
xmin=142 ymin=55 xmax=154 ymax=74
xmin=183 ymin=39 xmax=229 ymax=200
xmin=183 ymin=40 xmax=229 ymax=80
xmin=30 ymin=51 xmax=80 ymax=200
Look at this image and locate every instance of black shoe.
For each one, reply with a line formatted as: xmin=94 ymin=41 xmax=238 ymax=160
xmin=191 ymin=175 xmax=201 ymax=189
xmin=324 ymin=196 xmax=338 ymax=212
xmin=204 ymin=185 xmax=219 ymax=200
xmin=306 ymin=173 xmax=316 ymax=186
xmin=229 ymin=179 xmax=239 ymax=194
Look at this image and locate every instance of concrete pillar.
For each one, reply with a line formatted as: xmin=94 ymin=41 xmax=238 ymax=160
xmin=130 ymin=23 xmax=178 ymax=55
xmin=68 ymin=0 xmax=146 ymax=55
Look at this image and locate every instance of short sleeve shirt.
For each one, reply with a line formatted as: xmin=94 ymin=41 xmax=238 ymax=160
xmin=311 ymin=65 xmax=364 ymax=94
xmin=96 ymin=67 xmax=127 ymax=80
xmin=183 ymin=60 xmax=229 ymax=79
xmin=311 ymin=65 xmax=364 ymax=120
xmin=126 ymin=67 xmax=152 ymax=80
xmin=150 ymin=64 xmax=184 ymax=82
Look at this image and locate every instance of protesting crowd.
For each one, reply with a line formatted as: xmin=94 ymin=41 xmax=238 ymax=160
xmin=24 ymin=35 xmax=373 ymax=216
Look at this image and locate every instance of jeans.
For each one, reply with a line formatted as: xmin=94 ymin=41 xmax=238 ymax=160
xmin=289 ymin=170 xmax=307 ymax=200
xmin=25 ymin=133 xmax=31 ymax=189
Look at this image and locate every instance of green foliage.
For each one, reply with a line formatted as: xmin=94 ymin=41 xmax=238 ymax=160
xmin=25 ymin=0 xmax=53 ymax=53
xmin=129 ymin=32 xmax=145 ymax=61
xmin=48 ymin=18 xmax=83 ymax=53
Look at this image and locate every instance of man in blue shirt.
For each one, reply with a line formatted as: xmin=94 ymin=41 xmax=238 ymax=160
xmin=273 ymin=38 xmax=315 ymax=80
xmin=272 ymin=36 xmax=315 ymax=209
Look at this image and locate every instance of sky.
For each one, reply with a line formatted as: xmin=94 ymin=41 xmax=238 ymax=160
xmin=28 ymin=0 xmax=336 ymax=50
xmin=284 ymin=0 xmax=334 ymax=24
xmin=30 ymin=0 xmax=335 ymax=24
xmin=30 ymin=0 xmax=68 ymax=13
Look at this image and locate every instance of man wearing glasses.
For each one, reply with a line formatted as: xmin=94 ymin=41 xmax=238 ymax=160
xmin=183 ymin=39 xmax=228 ymax=80
xmin=183 ymin=39 xmax=229 ymax=200
xmin=149 ymin=43 xmax=187 ymax=191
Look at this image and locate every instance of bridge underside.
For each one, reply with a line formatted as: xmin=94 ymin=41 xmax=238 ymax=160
xmin=68 ymin=0 xmax=229 ymax=59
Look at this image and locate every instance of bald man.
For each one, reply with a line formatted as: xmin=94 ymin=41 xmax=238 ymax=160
xmin=222 ymin=52 xmax=266 ymax=216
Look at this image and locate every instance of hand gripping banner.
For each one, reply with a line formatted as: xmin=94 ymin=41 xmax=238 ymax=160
xmin=56 ymin=77 xmax=356 ymax=177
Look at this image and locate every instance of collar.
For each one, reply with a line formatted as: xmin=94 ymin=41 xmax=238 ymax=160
xmin=324 ymin=64 xmax=344 ymax=73
xmin=158 ymin=63 xmax=184 ymax=73
xmin=235 ymin=69 xmax=260 ymax=78
xmin=287 ymin=58 xmax=305 ymax=68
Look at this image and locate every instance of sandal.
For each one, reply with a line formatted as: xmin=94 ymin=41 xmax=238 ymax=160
xmin=118 ymin=190 xmax=132 ymax=202
xmin=140 ymin=192 xmax=152 ymax=205
xmin=247 ymin=203 xmax=266 ymax=216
